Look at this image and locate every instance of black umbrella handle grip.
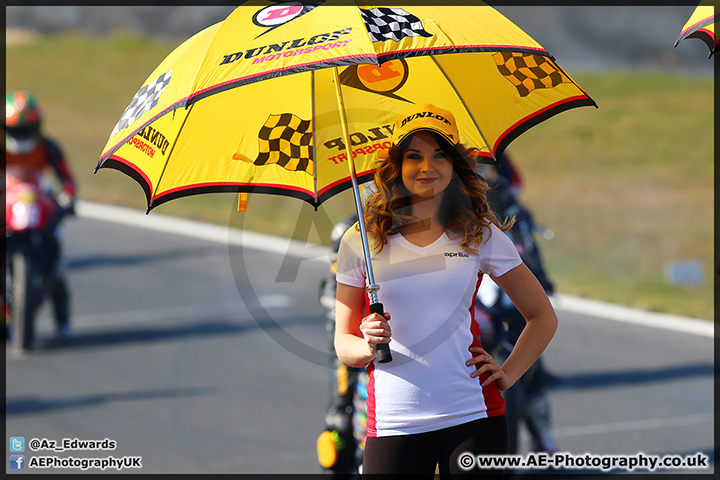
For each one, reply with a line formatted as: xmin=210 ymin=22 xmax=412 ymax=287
xmin=370 ymin=302 xmax=392 ymax=363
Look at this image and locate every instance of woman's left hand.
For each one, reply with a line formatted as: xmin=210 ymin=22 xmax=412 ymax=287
xmin=466 ymin=346 xmax=513 ymax=391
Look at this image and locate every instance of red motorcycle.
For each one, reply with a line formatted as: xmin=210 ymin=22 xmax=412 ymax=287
xmin=4 ymin=177 xmax=68 ymax=351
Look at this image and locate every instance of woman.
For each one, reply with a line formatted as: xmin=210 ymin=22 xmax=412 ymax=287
xmin=334 ymin=103 xmax=557 ymax=478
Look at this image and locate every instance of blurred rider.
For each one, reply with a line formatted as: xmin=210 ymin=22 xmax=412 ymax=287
xmin=495 ymin=151 xmax=524 ymax=198
xmin=5 ymin=90 xmax=76 ymax=340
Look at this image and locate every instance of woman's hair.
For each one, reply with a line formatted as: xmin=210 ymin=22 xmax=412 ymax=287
xmin=363 ymin=131 xmax=513 ymax=255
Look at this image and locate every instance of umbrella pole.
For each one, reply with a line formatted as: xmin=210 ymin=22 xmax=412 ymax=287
xmin=332 ymin=67 xmax=392 ymax=363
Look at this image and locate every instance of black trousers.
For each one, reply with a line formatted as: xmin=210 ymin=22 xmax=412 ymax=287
xmin=362 ymin=415 xmax=508 ymax=479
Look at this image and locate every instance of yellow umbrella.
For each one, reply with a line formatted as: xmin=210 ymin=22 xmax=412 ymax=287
xmin=95 ymin=1 xmax=596 ymax=363
xmin=675 ymin=2 xmax=718 ymax=57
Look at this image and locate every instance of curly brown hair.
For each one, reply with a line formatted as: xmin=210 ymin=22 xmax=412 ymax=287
xmin=362 ymin=131 xmax=513 ymax=255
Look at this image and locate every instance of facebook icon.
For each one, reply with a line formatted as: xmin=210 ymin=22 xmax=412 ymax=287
xmin=10 ymin=455 xmax=25 ymax=470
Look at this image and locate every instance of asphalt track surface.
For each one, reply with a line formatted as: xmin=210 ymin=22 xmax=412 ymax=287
xmin=5 ymin=203 xmax=714 ymax=475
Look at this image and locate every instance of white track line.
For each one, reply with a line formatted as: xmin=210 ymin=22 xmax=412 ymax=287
xmin=552 ymin=413 xmax=714 ymax=438
xmin=551 ymin=295 xmax=713 ymax=338
xmin=76 ymin=201 xmax=713 ymax=338
xmin=75 ymin=201 xmax=330 ymax=262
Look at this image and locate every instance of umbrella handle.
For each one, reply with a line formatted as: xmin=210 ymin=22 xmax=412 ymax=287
xmin=369 ymin=302 xmax=392 ymax=363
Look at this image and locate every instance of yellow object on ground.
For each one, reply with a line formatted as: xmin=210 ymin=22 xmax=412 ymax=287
xmin=316 ymin=430 xmax=339 ymax=469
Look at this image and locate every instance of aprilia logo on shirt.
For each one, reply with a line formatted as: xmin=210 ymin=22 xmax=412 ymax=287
xmin=445 ymin=252 xmax=469 ymax=258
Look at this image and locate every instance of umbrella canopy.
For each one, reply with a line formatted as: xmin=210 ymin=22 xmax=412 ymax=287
xmin=95 ymin=1 xmax=596 ymax=211
xmin=675 ymin=3 xmax=718 ymax=57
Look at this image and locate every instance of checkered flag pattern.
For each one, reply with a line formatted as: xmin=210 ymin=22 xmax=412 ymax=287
xmin=492 ymin=53 xmax=570 ymax=98
xmin=254 ymin=114 xmax=313 ymax=175
xmin=111 ymin=71 xmax=172 ymax=135
xmin=359 ymin=7 xmax=433 ymax=43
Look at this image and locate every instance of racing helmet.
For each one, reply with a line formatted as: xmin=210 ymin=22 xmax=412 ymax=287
xmin=5 ymin=90 xmax=42 ymax=154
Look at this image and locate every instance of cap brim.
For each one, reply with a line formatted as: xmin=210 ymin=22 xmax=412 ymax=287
xmin=394 ymin=126 xmax=458 ymax=147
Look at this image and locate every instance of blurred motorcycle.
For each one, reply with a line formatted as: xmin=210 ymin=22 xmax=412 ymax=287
xmin=5 ymin=178 xmax=70 ymax=351
xmin=476 ymin=173 xmax=559 ymax=455
xmin=316 ymin=214 xmax=366 ymax=477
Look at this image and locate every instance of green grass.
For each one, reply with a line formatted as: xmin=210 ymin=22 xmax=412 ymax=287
xmin=506 ymin=71 xmax=713 ymax=320
xmin=7 ymin=33 xmax=714 ymax=320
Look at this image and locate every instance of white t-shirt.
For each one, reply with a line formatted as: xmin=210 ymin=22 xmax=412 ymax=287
xmin=336 ymin=223 xmax=522 ymax=437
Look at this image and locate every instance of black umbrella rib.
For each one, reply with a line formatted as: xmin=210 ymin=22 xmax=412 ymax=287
xmin=316 ymin=171 xmax=374 ymax=206
xmin=376 ymin=45 xmax=550 ymax=65
xmin=150 ymin=184 xmax=318 ymax=211
xmin=675 ymin=15 xmax=718 ymax=46
xmin=150 ymin=170 xmax=375 ymax=211
xmin=428 ymin=54 xmax=497 ymax=163
xmin=95 ymin=101 xmax=190 ymax=170
xmin=495 ymin=97 xmax=597 ymax=161
xmin=98 ymin=157 xmax=153 ymax=208
xmin=148 ymin=103 xmax=195 ymax=213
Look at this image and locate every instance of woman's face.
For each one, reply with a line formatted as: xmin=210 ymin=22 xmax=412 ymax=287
xmin=400 ymin=131 xmax=454 ymax=200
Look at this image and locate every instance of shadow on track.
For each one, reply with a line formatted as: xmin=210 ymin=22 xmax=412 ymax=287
xmin=65 ymin=246 xmax=227 ymax=271
xmin=6 ymin=386 xmax=219 ymax=416
xmin=27 ymin=315 xmax=328 ymax=356
xmin=550 ymin=363 xmax=715 ymax=390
